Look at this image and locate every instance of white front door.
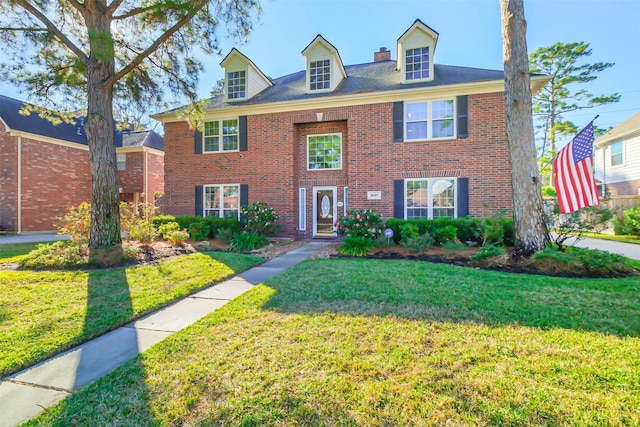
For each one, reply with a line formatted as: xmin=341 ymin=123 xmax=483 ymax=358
xmin=313 ymin=186 xmax=337 ymax=237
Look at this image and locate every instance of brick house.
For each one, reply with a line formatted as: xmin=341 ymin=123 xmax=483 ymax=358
xmin=154 ymin=19 xmax=547 ymax=238
xmin=0 ymin=94 xmax=165 ymax=232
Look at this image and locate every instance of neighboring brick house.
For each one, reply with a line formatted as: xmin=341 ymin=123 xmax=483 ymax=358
xmin=594 ymin=111 xmax=640 ymax=197
xmin=0 ymin=94 xmax=165 ymax=232
xmin=154 ymin=19 xmax=547 ymax=238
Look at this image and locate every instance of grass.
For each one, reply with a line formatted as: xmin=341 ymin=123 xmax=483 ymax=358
xmin=0 ymin=241 xmax=44 ymax=263
xmin=26 ymin=258 xmax=640 ymax=426
xmin=0 ymin=251 xmax=262 ymax=377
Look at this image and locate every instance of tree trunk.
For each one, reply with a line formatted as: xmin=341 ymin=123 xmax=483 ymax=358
xmin=500 ymin=0 xmax=549 ymax=254
xmin=84 ymin=11 xmax=121 ymax=248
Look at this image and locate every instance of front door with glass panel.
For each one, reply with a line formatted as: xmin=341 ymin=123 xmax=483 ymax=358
xmin=313 ymin=187 xmax=337 ymax=237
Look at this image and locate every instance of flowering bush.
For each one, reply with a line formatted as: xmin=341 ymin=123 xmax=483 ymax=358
xmin=57 ymin=202 xmax=91 ymax=243
xmin=120 ymin=202 xmax=158 ymax=244
xmin=241 ymin=202 xmax=280 ymax=236
xmin=335 ymin=209 xmax=383 ymax=240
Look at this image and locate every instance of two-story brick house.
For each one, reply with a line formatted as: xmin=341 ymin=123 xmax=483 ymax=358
xmin=154 ymin=19 xmax=547 ymax=238
xmin=0 ymin=94 xmax=165 ymax=232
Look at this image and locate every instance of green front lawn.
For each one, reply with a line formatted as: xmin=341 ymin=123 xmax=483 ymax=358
xmin=0 ymin=241 xmax=44 ymax=263
xmin=0 ymin=251 xmax=262 ymax=377
xmin=28 ymin=259 xmax=640 ymax=426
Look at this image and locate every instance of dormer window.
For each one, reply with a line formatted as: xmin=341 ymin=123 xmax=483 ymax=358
xmin=310 ymin=60 xmax=331 ymax=91
xmin=405 ymin=47 xmax=430 ymax=80
xmin=227 ymin=71 xmax=246 ymax=99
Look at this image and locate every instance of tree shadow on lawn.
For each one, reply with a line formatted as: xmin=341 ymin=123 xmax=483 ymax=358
xmin=261 ymin=258 xmax=640 ymax=338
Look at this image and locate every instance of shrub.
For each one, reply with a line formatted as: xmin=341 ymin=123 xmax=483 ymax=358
xmin=165 ymin=230 xmax=190 ymax=245
xmin=470 ymin=243 xmax=505 ymax=260
xmin=339 ymin=236 xmax=375 ymax=256
xmin=614 ymin=202 xmax=640 ymax=236
xmin=228 ymin=232 xmax=268 ymax=253
xmin=19 ymin=241 xmax=84 ymax=269
xmin=120 ymin=202 xmax=158 ymax=244
xmin=151 ymin=214 xmax=176 ymax=229
xmin=548 ymin=204 xmax=614 ymax=249
xmin=335 ymin=209 xmax=383 ymax=240
xmin=541 ymin=186 xmax=557 ymax=197
xmin=434 ymin=225 xmax=457 ymax=245
xmin=400 ymin=223 xmax=419 ymax=242
xmin=188 ymin=222 xmax=210 ymax=241
xmin=403 ymin=233 xmax=435 ymax=253
xmin=57 ymin=202 xmax=91 ymax=243
xmin=442 ymin=239 xmax=467 ymax=255
xmin=158 ymin=221 xmax=180 ymax=238
xmin=216 ymin=227 xmax=235 ymax=244
xmin=386 ymin=217 xmax=514 ymax=246
xmin=241 ymin=202 xmax=280 ymax=236
xmin=472 ymin=210 xmax=507 ymax=247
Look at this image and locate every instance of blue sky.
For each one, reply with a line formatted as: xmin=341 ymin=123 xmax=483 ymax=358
xmin=2 ymin=0 xmax=638 ymax=144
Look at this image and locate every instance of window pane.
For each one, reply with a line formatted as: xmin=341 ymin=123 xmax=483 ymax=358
xmin=432 ymin=100 xmax=454 ymax=119
xmin=406 ymin=122 xmax=427 ymax=140
xmin=308 ymin=134 xmax=342 ymax=170
xmin=611 ymin=141 xmax=623 ymax=166
xmin=406 ymin=180 xmax=428 ymax=207
xmin=310 ymin=60 xmax=331 ymax=91
xmin=205 ymin=187 xmax=219 ymax=209
xmin=432 ymin=179 xmax=455 ymax=214
xmin=405 ymin=47 xmax=429 ymax=80
xmin=223 ymin=185 xmax=239 ymax=208
xmin=227 ymin=70 xmax=246 ymax=99
xmin=432 ymin=119 xmax=454 ymax=138
xmin=406 ymin=102 xmax=427 ymax=121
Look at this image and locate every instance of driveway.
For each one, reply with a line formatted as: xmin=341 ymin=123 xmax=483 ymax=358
xmin=0 ymin=233 xmax=69 ymax=245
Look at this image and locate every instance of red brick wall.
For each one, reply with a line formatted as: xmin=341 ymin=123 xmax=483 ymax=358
xmin=162 ymin=92 xmax=513 ymax=237
xmin=0 ymin=121 xmax=18 ymax=232
xmin=116 ymin=150 xmax=164 ymax=201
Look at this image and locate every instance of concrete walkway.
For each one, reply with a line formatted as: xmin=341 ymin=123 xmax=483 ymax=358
xmin=0 ymin=240 xmax=330 ymax=427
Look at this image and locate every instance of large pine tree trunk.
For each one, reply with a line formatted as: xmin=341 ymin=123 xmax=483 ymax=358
xmin=84 ymin=11 xmax=121 ymax=248
xmin=500 ymin=0 xmax=549 ymax=254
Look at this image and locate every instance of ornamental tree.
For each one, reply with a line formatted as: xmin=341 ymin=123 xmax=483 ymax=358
xmin=0 ymin=0 xmax=260 ymax=247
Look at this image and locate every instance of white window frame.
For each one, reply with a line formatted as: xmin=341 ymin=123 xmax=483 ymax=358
xmin=405 ymin=46 xmax=430 ymax=81
xmin=299 ymin=188 xmax=307 ymax=231
xmin=227 ymin=70 xmax=246 ymax=100
xmin=405 ymin=99 xmax=456 ymax=141
xmin=116 ymin=153 xmax=126 ymax=171
xmin=404 ymin=178 xmax=458 ymax=220
xmin=307 ymin=133 xmax=343 ymax=171
xmin=610 ymin=140 xmax=624 ymax=167
xmin=203 ymin=119 xmax=239 ymax=153
xmin=309 ymin=59 xmax=331 ymax=91
xmin=203 ymin=184 xmax=241 ymax=219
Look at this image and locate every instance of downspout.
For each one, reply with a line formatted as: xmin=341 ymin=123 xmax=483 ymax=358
xmin=601 ymin=145 xmax=607 ymax=199
xmin=145 ymin=149 xmax=149 ymax=219
xmin=17 ymin=135 xmax=22 ymax=233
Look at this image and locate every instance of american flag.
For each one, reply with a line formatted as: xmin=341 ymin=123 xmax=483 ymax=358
xmin=553 ymin=121 xmax=600 ymax=214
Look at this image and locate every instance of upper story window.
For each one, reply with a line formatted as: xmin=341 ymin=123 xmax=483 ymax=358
xmin=116 ymin=153 xmax=126 ymax=170
xmin=405 ymin=99 xmax=454 ymax=140
xmin=405 ymin=47 xmax=429 ymax=80
xmin=227 ymin=71 xmax=246 ymax=99
xmin=308 ymin=133 xmax=342 ymax=170
xmin=610 ymin=141 xmax=623 ymax=167
xmin=310 ymin=59 xmax=331 ymax=91
xmin=203 ymin=119 xmax=238 ymax=153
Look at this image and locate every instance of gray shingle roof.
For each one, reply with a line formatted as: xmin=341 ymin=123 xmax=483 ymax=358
xmin=174 ymin=60 xmax=508 ymax=113
xmin=1 ymin=94 xmax=163 ymax=151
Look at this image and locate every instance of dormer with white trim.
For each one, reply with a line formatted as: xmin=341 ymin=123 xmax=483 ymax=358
xmin=397 ymin=19 xmax=439 ymax=84
xmin=220 ymin=48 xmax=272 ymax=102
xmin=301 ymin=35 xmax=347 ymax=94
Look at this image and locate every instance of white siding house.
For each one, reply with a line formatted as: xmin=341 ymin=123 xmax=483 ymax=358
xmin=594 ymin=112 xmax=640 ymax=196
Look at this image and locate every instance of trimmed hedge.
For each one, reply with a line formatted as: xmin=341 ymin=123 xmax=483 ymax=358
xmin=385 ymin=216 xmax=515 ymax=246
xmin=152 ymin=215 xmax=241 ymax=239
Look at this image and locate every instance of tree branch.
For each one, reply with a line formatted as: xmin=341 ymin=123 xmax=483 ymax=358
xmin=107 ymin=0 xmax=126 ymax=16
xmin=108 ymin=0 xmax=208 ymax=87
xmin=111 ymin=5 xmax=156 ymax=20
xmin=0 ymin=26 xmax=48 ymax=31
xmin=14 ymin=0 xmax=88 ymax=63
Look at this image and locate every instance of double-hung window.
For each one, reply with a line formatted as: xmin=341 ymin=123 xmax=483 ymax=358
xmin=308 ymin=133 xmax=342 ymax=170
xmin=227 ymin=71 xmax=246 ymax=99
xmin=405 ymin=99 xmax=455 ymax=140
xmin=203 ymin=119 xmax=239 ymax=152
xmin=309 ymin=59 xmax=330 ymax=91
xmin=204 ymin=184 xmax=240 ymax=219
xmin=405 ymin=178 xmax=456 ymax=219
xmin=116 ymin=153 xmax=126 ymax=171
xmin=610 ymin=141 xmax=623 ymax=167
xmin=405 ymin=47 xmax=429 ymax=80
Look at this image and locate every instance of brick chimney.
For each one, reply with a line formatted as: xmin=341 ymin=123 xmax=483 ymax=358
xmin=374 ymin=47 xmax=391 ymax=62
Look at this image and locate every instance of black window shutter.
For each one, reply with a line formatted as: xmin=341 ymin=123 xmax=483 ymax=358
xmin=393 ymin=101 xmax=404 ymax=142
xmin=195 ymin=185 xmax=203 ymax=217
xmin=240 ymin=184 xmax=248 ymax=207
xmin=194 ymin=130 xmax=202 ymax=154
xmin=457 ymin=178 xmax=469 ymax=217
xmin=393 ymin=179 xmax=405 ymax=219
xmin=457 ymin=95 xmax=468 ymax=139
xmin=239 ymin=116 xmax=248 ymax=151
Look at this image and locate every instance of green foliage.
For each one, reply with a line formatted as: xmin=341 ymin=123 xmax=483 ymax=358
xmin=614 ymin=202 xmax=640 ymax=236
xmin=165 ymin=230 xmax=190 ymax=245
xmin=335 ymin=209 xmax=384 ymax=240
xmin=120 ymin=202 xmax=158 ymax=244
xmin=56 ymin=202 xmax=91 ymax=243
xmin=566 ymin=246 xmax=626 ymax=271
xmin=472 ymin=210 xmax=507 ymax=247
xmin=434 ymin=225 xmax=458 ymax=245
xmin=188 ymin=222 xmax=211 ymax=241
xmin=470 ymin=244 xmax=505 ymax=260
xmin=19 ymin=241 xmax=84 ymax=269
xmin=531 ymin=245 xmax=635 ymax=278
xmin=400 ymin=223 xmax=419 ymax=241
xmin=158 ymin=221 xmax=180 ymax=238
xmin=442 ymin=239 xmax=467 ymax=255
xmin=548 ymin=204 xmax=614 ymax=249
xmin=241 ymin=202 xmax=280 ymax=236
xmin=339 ymin=236 xmax=375 ymax=256
xmin=541 ymin=186 xmax=557 ymax=197
xmin=228 ymin=232 xmax=268 ymax=253
xmin=216 ymin=227 xmax=236 ymax=244
xmin=172 ymin=216 xmax=241 ymax=239
xmin=152 ymin=215 xmax=177 ymax=229
xmin=403 ymin=233 xmax=435 ymax=253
